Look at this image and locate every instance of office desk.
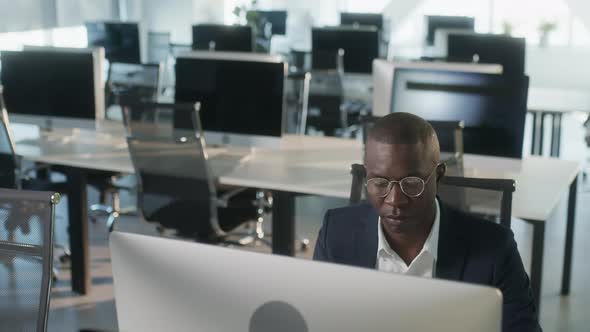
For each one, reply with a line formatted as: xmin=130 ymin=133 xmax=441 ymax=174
xmin=527 ymin=87 xmax=590 ymax=156
xmin=13 ymin=124 xmax=580 ymax=308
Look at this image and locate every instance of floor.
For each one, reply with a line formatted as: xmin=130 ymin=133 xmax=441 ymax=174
xmin=46 ymin=111 xmax=590 ymax=332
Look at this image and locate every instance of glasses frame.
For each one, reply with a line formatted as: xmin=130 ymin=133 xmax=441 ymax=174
xmin=365 ymin=163 xmax=442 ymax=198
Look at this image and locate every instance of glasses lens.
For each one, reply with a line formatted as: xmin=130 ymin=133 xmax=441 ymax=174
xmin=367 ymin=178 xmax=391 ymax=197
xmin=400 ymin=177 xmax=425 ymax=197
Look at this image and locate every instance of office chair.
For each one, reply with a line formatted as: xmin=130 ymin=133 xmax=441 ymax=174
xmin=348 ymin=163 xmax=515 ymax=228
xmin=285 ymin=72 xmax=311 ymax=135
xmin=119 ymin=100 xmax=266 ymax=243
xmin=0 ymin=188 xmax=60 ymax=332
xmin=90 ymin=63 xmax=163 ymax=227
xmin=360 ymin=115 xmax=464 ymax=160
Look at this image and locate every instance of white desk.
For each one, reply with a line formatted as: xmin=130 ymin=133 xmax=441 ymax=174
xmin=13 ymin=124 xmax=580 ymax=305
xmin=527 ymin=87 xmax=590 ymax=156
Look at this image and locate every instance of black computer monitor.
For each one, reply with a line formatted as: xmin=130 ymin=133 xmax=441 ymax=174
xmin=446 ymin=33 xmax=526 ymax=76
xmin=425 ymin=16 xmax=474 ymax=46
xmin=312 ymin=27 xmax=379 ymax=74
xmin=340 ymin=12 xmax=383 ymax=31
xmin=85 ymin=21 xmax=140 ymax=64
xmin=174 ymin=52 xmax=285 ymax=147
xmin=0 ymin=49 xmax=99 ymax=124
xmin=251 ymin=10 xmax=287 ymax=35
xmin=390 ymin=68 xmax=529 ymax=158
xmin=192 ymin=24 xmax=253 ymax=52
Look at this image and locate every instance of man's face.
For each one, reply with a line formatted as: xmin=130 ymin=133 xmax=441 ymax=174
xmin=364 ymin=139 xmax=441 ymax=232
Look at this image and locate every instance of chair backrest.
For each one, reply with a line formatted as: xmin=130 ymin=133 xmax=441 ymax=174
xmin=348 ymin=163 xmax=515 ymax=228
xmin=0 ymin=188 xmax=59 ymax=332
xmin=106 ymin=62 xmax=162 ymax=109
xmin=120 ymin=100 xmax=225 ymax=239
xmin=0 ymin=89 xmax=18 ymax=189
xmin=361 ymin=115 xmax=464 ymax=156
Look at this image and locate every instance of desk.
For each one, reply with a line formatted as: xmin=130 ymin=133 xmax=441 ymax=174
xmin=527 ymin=87 xmax=590 ymax=156
xmin=13 ymin=124 xmax=580 ymax=309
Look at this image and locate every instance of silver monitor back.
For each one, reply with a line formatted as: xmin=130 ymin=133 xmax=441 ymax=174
xmin=372 ymin=59 xmax=503 ymax=117
xmin=110 ymin=232 xmax=502 ymax=332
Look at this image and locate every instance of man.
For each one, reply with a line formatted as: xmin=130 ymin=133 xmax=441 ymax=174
xmin=313 ymin=112 xmax=541 ymax=331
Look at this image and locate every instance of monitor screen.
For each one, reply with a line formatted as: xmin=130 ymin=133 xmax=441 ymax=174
xmin=0 ymin=50 xmax=97 ymax=120
xmin=174 ymin=52 xmax=285 ymax=138
xmin=425 ymin=16 xmax=474 ymax=46
xmin=86 ymin=22 xmax=140 ymax=64
xmin=447 ymin=33 xmax=526 ymax=76
xmin=252 ymin=10 xmax=287 ymax=35
xmin=192 ymin=24 xmax=253 ymax=52
xmin=340 ymin=12 xmax=383 ymax=31
xmin=390 ymin=68 xmax=529 ymax=158
xmin=312 ymin=27 xmax=379 ymax=74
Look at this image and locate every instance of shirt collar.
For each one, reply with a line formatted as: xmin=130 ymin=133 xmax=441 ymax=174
xmin=377 ymin=199 xmax=440 ymax=260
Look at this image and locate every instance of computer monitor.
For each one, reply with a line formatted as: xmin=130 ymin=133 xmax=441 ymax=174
xmin=174 ymin=51 xmax=286 ymax=148
xmin=425 ymin=16 xmax=475 ymax=46
xmin=251 ymin=10 xmax=287 ymax=35
xmin=192 ymin=24 xmax=253 ymax=52
xmin=372 ymin=59 xmax=503 ymax=117
xmin=312 ymin=26 xmax=379 ymax=74
xmin=447 ymin=33 xmax=526 ymax=76
xmin=390 ymin=68 xmax=529 ymax=158
xmin=0 ymin=47 xmax=104 ymax=129
xmin=85 ymin=21 xmax=140 ymax=64
xmin=110 ymin=232 xmax=502 ymax=332
xmin=340 ymin=12 xmax=383 ymax=31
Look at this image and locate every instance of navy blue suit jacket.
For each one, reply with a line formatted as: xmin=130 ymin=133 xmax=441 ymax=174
xmin=313 ymin=202 xmax=541 ymax=332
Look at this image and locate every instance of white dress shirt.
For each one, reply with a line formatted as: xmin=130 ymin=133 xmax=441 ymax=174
xmin=376 ymin=199 xmax=440 ymax=278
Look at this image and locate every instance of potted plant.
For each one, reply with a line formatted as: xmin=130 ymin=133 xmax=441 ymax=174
xmin=538 ymin=20 xmax=557 ymax=47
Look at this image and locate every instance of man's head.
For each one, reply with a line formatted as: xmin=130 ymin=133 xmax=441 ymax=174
xmin=365 ymin=112 xmax=445 ymax=233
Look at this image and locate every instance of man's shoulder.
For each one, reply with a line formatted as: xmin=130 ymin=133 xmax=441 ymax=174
xmin=444 ymin=204 xmax=514 ymax=249
xmin=324 ymin=203 xmax=375 ymax=226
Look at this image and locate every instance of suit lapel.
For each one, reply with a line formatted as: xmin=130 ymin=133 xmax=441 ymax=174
xmin=435 ymin=203 xmax=468 ymax=281
xmin=354 ymin=205 xmax=378 ymax=269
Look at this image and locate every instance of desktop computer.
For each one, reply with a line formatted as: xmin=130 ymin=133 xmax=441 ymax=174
xmin=390 ymin=68 xmax=529 ymax=158
xmin=447 ymin=33 xmax=526 ymax=76
xmin=174 ymin=51 xmax=286 ymax=148
xmin=425 ymin=15 xmax=475 ymax=46
xmin=311 ymin=26 xmax=380 ymax=74
xmin=85 ymin=21 xmax=141 ymax=64
xmin=250 ymin=10 xmax=287 ymax=36
xmin=0 ymin=47 xmax=104 ymax=130
xmin=371 ymin=59 xmax=503 ymax=117
xmin=192 ymin=24 xmax=253 ymax=52
xmin=110 ymin=231 xmax=502 ymax=332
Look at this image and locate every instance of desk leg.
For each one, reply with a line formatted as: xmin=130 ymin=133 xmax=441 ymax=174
xmin=551 ymin=113 xmax=562 ymax=158
xmin=63 ymin=167 xmax=91 ymax=294
xmin=528 ymin=220 xmax=545 ymax=312
xmin=271 ymin=191 xmax=295 ymax=256
xmin=562 ymin=175 xmax=578 ymax=295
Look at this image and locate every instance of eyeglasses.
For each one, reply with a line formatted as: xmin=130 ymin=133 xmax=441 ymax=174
xmin=365 ymin=163 xmax=441 ymax=198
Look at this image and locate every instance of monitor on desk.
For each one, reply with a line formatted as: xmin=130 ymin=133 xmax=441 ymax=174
xmin=311 ymin=26 xmax=380 ymax=74
xmin=0 ymin=47 xmax=104 ymax=130
xmin=192 ymin=24 xmax=253 ymax=52
xmin=390 ymin=68 xmax=529 ymax=158
xmin=446 ymin=33 xmax=526 ymax=76
xmin=174 ymin=51 xmax=286 ymax=148
xmin=250 ymin=10 xmax=287 ymax=36
xmin=372 ymin=59 xmax=503 ymax=117
xmin=340 ymin=12 xmax=383 ymax=31
xmin=425 ymin=15 xmax=475 ymax=46
xmin=85 ymin=21 xmax=140 ymax=64
xmin=110 ymin=231 xmax=502 ymax=332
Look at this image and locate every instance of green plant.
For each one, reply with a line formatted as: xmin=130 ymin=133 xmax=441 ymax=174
xmin=538 ymin=20 xmax=557 ymax=33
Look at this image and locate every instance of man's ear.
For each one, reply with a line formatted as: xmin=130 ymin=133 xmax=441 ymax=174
xmin=436 ymin=162 xmax=446 ymax=182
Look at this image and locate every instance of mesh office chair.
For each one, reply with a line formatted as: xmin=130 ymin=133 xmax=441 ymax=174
xmin=120 ymin=100 xmax=262 ymax=241
xmin=90 ymin=63 xmax=163 ymax=226
xmin=0 ymin=188 xmax=60 ymax=332
xmin=348 ymin=163 xmax=515 ymax=228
